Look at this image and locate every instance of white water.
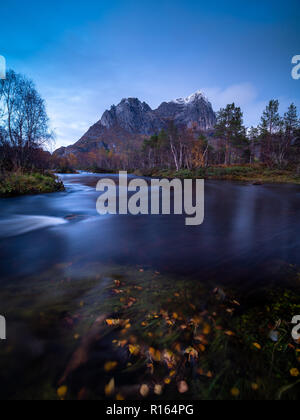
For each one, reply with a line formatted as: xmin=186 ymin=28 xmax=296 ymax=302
xmin=0 ymin=215 xmax=67 ymax=239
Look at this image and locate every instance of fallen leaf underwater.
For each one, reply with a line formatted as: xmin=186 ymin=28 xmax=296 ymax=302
xmin=29 ymin=265 xmax=298 ymax=401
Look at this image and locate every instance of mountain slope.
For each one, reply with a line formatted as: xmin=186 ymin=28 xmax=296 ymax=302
xmin=55 ymin=91 xmax=216 ymax=158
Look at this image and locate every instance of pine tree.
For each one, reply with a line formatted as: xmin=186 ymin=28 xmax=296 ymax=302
xmin=284 ymin=103 xmax=299 ymax=136
xmin=259 ymin=100 xmax=282 ymax=165
xmin=214 ymin=103 xmax=246 ymax=165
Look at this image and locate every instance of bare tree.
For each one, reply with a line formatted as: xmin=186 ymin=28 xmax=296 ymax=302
xmin=0 ymin=70 xmax=52 ymax=171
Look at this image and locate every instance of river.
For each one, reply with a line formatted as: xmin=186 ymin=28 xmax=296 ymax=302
xmin=0 ymin=173 xmax=299 ymax=399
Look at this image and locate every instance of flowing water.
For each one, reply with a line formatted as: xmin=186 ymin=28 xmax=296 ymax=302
xmin=0 ymin=173 xmax=299 ymax=399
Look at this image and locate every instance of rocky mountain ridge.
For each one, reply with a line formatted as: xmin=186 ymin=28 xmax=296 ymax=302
xmin=55 ymin=91 xmax=216 ymax=158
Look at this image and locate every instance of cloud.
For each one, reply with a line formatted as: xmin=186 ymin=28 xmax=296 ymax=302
xmin=43 ymin=87 xmax=103 ymax=149
xmin=44 ymin=82 xmax=299 ymax=150
xmin=202 ymin=83 xmax=258 ymax=108
xmin=200 ymin=83 xmax=300 ymax=128
xmin=200 ymin=83 xmax=268 ymax=127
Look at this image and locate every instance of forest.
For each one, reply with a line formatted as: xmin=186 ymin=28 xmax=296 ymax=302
xmin=57 ymin=100 xmax=300 ymax=179
xmin=1 ymin=70 xmax=300 ymax=185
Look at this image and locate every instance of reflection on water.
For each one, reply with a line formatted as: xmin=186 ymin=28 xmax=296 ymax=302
xmin=1 ymin=174 xmax=299 ymax=286
xmin=0 ymin=174 xmax=299 ymax=399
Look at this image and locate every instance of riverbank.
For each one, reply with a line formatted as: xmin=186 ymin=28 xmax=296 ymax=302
xmin=0 ymin=172 xmax=65 ymax=197
xmin=134 ymin=165 xmax=300 ymax=185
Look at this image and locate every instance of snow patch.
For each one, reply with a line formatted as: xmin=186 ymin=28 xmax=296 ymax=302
xmin=172 ymin=91 xmax=210 ymax=105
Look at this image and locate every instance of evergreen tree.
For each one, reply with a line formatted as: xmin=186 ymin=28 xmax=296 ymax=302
xmin=214 ymin=103 xmax=246 ymax=165
xmin=284 ymin=103 xmax=299 ymax=136
xmin=259 ymin=100 xmax=283 ymax=165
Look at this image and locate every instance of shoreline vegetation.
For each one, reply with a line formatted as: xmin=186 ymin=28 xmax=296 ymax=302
xmin=132 ymin=165 xmax=300 ymax=185
xmin=2 ymin=163 xmax=299 ymax=200
xmin=0 ymin=172 xmax=65 ymax=198
xmin=79 ymin=164 xmax=300 ymax=185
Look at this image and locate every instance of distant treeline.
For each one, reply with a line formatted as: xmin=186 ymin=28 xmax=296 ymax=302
xmin=1 ymin=70 xmax=300 ymax=174
xmin=60 ymin=101 xmax=300 ymax=173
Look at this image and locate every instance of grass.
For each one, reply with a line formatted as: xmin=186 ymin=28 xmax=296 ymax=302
xmin=0 ymin=172 xmax=65 ymax=197
xmin=136 ymin=165 xmax=300 ymax=185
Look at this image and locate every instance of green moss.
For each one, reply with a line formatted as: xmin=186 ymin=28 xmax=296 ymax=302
xmin=0 ymin=172 xmax=65 ymax=197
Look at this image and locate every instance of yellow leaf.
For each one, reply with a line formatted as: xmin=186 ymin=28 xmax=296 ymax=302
xmin=129 ymin=345 xmax=140 ymax=356
xmin=112 ymin=289 xmax=124 ymax=294
xmin=57 ymin=385 xmax=68 ymax=400
xmin=154 ymin=384 xmax=163 ymax=395
xmin=225 ymin=330 xmax=235 ymax=337
xmin=106 ymin=319 xmax=120 ymax=326
xmin=140 ymin=384 xmax=149 ymax=397
xmin=149 ymin=347 xmax=161 ymax=361
xmin=147 ymin=363 xmax=154 ymax=375
xmin=253 ymin=343 xmax=262 ymax=350
xmin=164 ymin=378 xmax=171 ymax=384
xmin=203 ymin=324 xmax=211 ymax=335
xmin=194 ymin=335 xmax=208 ymax=345
xmin=104 ymin=361 xmax=118 ymax=372
xmin=290 ymin=368 xmax=300 ymax=377
xmin=116 ymin=394 xmax=125 ymax=401
xmin=178 ymin=380 xmax=189 ymax=394
xmin=231 ymin=387 xmax=240 ymax=397
xmin=105 ymin=378 xmax=115 ymax=396
xmin=184 ymin=346 xmax=199 ymax=360
xmin=173 ymin=312 xmax=178 ymax=319
xmin=199 ymin=344 xmax=206 ymax=352
xmin=251 ymin=383 xmax=259 ymax=391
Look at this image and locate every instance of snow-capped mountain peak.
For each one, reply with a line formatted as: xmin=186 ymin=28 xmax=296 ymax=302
xmin=172 ymin=91 xmax=209 ymax=105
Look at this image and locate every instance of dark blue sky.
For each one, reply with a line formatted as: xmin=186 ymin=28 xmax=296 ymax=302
xmin=1 ymin=0 xmax=299 ymax=148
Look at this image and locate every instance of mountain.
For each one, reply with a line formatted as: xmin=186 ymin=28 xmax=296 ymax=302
xmin=55 ymin=91 xmax=216 ymax=158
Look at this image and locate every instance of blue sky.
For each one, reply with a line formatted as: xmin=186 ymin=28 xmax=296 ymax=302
xmin=1 ymin=0 xmax=299 ymax=148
